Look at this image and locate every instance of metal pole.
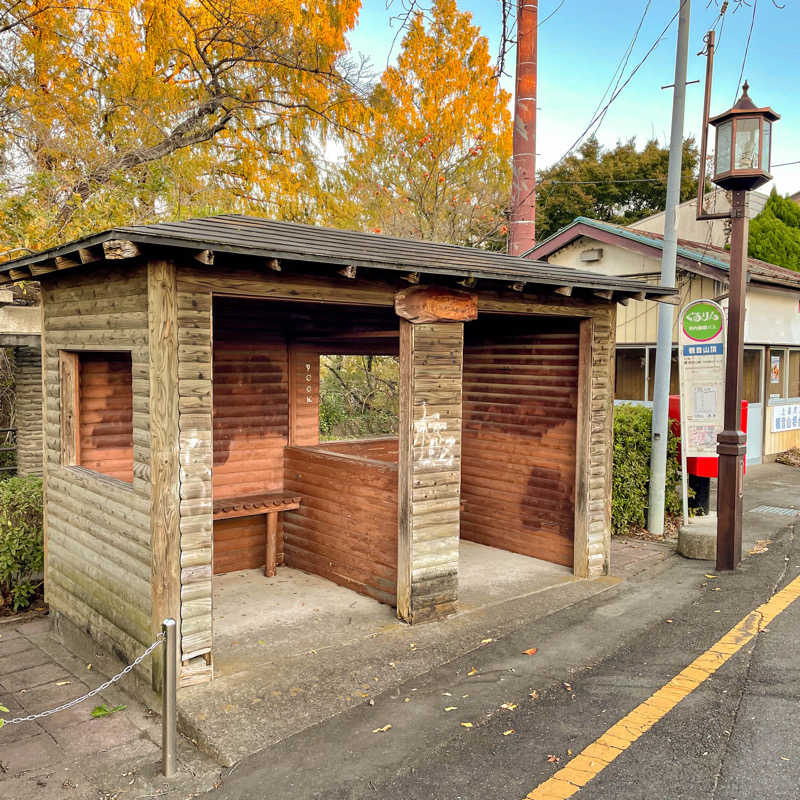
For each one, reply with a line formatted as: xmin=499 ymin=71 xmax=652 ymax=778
xmin=162 ymin=618 xmax=177 ymax=778
xmin=648 ymin=0 xmax=691 ymax=535
xmin=716 ymin=191 xmax=748 ymax=570
xmin=509 ymin=0 xmax=538 ymax=255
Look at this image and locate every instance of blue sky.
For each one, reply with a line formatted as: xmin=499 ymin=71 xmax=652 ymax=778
xmin=347 ymin=0 xmax=800 ymax=195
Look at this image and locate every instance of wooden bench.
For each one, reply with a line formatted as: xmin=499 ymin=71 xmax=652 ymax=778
xmin=213 ymin=492 xmax=301 ymax=577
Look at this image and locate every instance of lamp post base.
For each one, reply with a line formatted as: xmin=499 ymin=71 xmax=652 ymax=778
xmin=716 ymin=430 xmax=746 ymax=571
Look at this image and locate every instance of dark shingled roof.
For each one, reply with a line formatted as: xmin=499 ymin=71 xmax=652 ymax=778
xmin=0 ymin=214 xmax=677 ymax=299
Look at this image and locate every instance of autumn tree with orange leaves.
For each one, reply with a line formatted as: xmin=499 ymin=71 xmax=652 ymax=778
xmin=336 ymin=0 xmax=512 ymax=248
xmin=0 ymin=0 xmax=368 ymax=253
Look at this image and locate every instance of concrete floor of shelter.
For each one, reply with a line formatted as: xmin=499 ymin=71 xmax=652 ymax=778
xmin=180 ymin=541 xmax=590 ymax=766
xmin=210 ymin=541 xmax=573 ymax=680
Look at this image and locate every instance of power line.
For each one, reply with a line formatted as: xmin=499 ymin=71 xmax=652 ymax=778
xmin=734 ymin=0 xmax=757 ymax=101
xmin=538 ymin=0 xmax=567 ymax=27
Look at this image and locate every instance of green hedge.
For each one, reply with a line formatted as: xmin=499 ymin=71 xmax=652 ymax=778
xmin=0 ymin=476 xmax=44 ymax=611
xmin=612 ymin=404 xmax=682 ymax=535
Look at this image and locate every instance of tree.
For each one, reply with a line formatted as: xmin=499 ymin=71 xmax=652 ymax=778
xmin=748 ymin=190 xmax=800 ymax=271
xmin=319 ymin=355 xmax=399 ymax=440
xmin=535 ymin=137 xmax=699 ymax=242
xmin=0 ymin=0 xmax=367 ymax=255
xmin=335 ymin=0 xmax=512 ymax=248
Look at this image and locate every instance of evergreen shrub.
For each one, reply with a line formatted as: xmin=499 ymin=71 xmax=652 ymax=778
xmin=0 ymin=476 xmax=44 ymax=611
xmin=612 ymin=404 xmax=682 ymax=535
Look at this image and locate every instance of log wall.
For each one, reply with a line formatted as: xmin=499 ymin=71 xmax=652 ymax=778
xmin=41 ymin=264 xmax=154 ymax=681
xmin=461 ymin=323 xmax=579 ymax=567
xmin=283 ymin=445 xmax=398 ymax=605
xmin=78 ymin=353 xmax=134 ymax=483
xmin=15 ymin=344 xmax=43 ymax=477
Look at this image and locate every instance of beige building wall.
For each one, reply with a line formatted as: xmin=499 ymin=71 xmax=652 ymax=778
xmin=633 ymin=189 xmax=768 ymax=248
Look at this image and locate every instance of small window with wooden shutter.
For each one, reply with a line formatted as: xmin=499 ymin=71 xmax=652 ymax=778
xmin=60 ymin=351 xmax=134 ymax=483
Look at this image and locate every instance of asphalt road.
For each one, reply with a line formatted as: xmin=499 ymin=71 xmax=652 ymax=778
xmin=210 ymin=521 xmax=800 ymax=800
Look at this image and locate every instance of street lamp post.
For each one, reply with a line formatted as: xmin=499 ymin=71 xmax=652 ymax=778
xmin=701 ymin=80 xmax=779 ymax=571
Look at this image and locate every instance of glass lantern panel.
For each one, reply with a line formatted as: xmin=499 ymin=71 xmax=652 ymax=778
xmin=734 ymin=117 xmax=760 ymax=170
xmin=761 ymin=121 xmax=772 ymax=171
xmin=716 ymin=121 xmax=732 ymax=174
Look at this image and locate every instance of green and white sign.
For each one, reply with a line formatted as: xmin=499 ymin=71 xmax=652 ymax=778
xmin=678 ymin=299 xmax=726 ymax=458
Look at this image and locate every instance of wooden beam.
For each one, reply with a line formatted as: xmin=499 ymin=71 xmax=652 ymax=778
xmin=403 ymin=272 xmax=421 ymax=284
xmin=617 ymin=295 xmax=630 ymax=306
xmin=29 ymin=263 xmax=59 ymax=277
xmin=395 ymin=285 xmax=478 ymax=324
xmin=78 ymin=246 xmax=102 ymax=264
xmin=592 ymin=289 xmax=614 ymax=301
xmin=9 ymin=267 xmax=32 ymax=280
xmin=194 ymin=249 xmax=214 ymax=265
xmin=102 ymin=239 xmax=140 ymax=260
xmin=55 ymin=255 xmax=80 ymax=269
xmin=573 ymin=318 xmax=593 ymax=578
xmin=147 ymin=259 xmax=181 ymax=693
xmin=0 ymin=290 xmax=15 ymax=306
xmin=59 ymin=351 xmax=80 ymax=467
xmin=509 ymin=282 xmax=525 ymax=292
xmin=338 ymin=265 xmax=357 ymax=279
xmin=634 ymin=291 xmax=647 ymax=301
xmin=657 ymin=293 xmax=682 ymax=305
xmin=553 ymin=285 xmax=573 ymax=297
xmin=266 ymin=258 xmax=281 ymax=272
xmin=458 ymin=276 xmax=477 ymax=289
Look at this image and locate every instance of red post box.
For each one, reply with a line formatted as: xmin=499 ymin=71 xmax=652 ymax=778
xmin=668 ymin=395 xmax=747 ymax=477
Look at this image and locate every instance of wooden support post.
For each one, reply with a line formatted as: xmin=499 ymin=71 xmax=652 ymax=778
xmin=59 ymin=351 xmax=80 ymax=466
xmin=572 ymin=318 xmax=593 ymax=578
xmin=265 ymin=513 xmax=278 ymax=577
xmin=397 ymin=319 xmax=463 ymax=624
xmin=148 ymin=260 xmax=181 ymax=692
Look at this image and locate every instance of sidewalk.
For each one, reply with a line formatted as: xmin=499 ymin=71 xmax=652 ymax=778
xmin=2 ymin=462 xmax=798 ymax=790
xmin=0 ymin=616 xmax=220 ymax=799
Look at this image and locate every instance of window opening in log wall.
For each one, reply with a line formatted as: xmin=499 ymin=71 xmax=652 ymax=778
xmin=319 ymin=355 xmax=399 ymax=441
xmin=59 ymin=351 xmax=134 ymax=483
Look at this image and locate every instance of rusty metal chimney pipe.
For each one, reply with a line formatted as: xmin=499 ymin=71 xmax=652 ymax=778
xmin=509 ymin=0 xmax=538 ymax=256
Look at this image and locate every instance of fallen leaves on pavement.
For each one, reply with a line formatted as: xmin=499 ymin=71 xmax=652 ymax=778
xmin=523 ymin=647 xmax=538 ymax=656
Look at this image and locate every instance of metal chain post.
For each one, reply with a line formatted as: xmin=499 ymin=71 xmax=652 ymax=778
xmin=162 ymin=618 xmax=178 ymax=778
xmin=2 ymin=620 xmax=179 ymax=780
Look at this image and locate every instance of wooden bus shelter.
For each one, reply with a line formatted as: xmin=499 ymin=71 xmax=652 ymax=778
xmin=0 ymin=217 xmax=675 ymax=689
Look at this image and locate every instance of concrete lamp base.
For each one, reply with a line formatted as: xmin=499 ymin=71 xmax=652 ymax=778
xmin=678 ymin=513 xmax=718 ymax=560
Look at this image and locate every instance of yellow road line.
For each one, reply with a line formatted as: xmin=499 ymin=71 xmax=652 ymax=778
xmin=524 ymin=573 xmax=800 ymax=800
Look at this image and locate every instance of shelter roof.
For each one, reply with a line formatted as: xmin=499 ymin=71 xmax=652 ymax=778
xmin=527 ymin=216 xmax=800 ymax=291
xmin=0 ymin=214 xmax=676 ymax=303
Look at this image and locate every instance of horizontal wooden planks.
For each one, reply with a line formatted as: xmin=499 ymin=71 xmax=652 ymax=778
xmin=284 ymin=446 xmax=398 ymax=605
xmin=78 ymin=353 xmax=134 ymax=483
xmin=14 ymin=344 xmax=43 ymax=477
xmin=212 ymin=515 xmax=283 ymax=575
xmin=41 ymin=265 xmax=154 ymax=676
xmin=461 ymin=326 xmax=579 ymax=567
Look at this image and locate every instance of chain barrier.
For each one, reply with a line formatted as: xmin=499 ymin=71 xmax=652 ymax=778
xmin=3 ymin=632 xmax=164 ymax=725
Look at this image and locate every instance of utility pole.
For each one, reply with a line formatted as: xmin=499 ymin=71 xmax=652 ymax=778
xmin=509 ymin=0 xmax=538 ymax=256
xmin=647 ymin=0 xmax=691 ymax=535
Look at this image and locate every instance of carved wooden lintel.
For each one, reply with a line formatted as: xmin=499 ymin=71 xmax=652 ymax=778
xmin=103 ymin=239 xmax=140 ymax=260
xmin=394 ymin=285 xmax=478 ymax=324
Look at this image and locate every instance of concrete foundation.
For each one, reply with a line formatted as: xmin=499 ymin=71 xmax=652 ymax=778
xmin=678 ymin=513 xmax=718 ymax=560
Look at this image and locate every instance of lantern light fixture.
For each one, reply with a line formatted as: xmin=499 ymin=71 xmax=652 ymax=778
xmin=708 ymin=81 xmax=780 ymax=192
